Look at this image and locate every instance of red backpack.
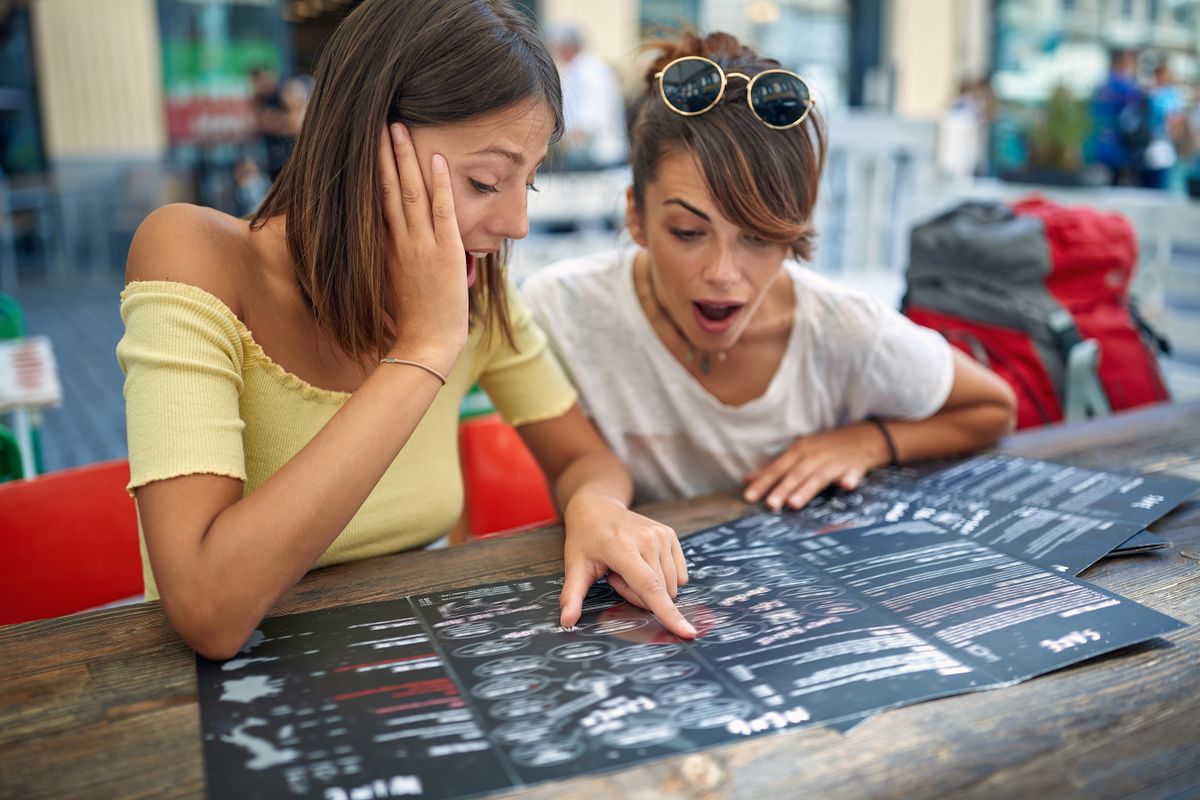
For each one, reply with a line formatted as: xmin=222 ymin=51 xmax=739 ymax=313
xmin=902 ymin=198 xmax=1170 ymax=429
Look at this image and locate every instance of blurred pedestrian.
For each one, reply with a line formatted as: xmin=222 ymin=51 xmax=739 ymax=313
xmin=249 ymin=66 xmax=300 ymax=181
xmin=1144 ymin=61 xmax=1187 ymax=190
xmin=232 ymin=156 xmax=270 ymax=217
xmin=1185 ymin=85 xmax=1200 ymax=199
xmin=546 ymin=22 xmax=628 ymax=171
xmin=279 ymin=75 xmax=311 ymax=130
xmin=1090 ymin=49 xmax=1147 ymax=186
xmin=941 ymin=77 xmax=996 ymax=178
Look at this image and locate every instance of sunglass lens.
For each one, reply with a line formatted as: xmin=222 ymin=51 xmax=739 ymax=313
xmin=750 ymin=72 xmax=810 ymax=127
xmin=661 ymin=59 xmax=723 ymax=114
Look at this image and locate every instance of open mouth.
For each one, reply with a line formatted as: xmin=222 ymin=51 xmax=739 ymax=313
xmin=692 ymin=301 xmax=744 ymax=334
xmin=466 ymin=252 xmax=490 ymax=288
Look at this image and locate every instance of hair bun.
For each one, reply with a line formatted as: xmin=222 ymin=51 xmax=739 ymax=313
xmin=642 ymin=31 xmax=766 ymax=91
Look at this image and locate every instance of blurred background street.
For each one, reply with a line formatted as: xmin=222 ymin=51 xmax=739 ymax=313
xmin=3 ymin=0 xmax=1200 ymax=473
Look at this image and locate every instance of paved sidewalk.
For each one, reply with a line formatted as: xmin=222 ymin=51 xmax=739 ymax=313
xmin=12 ymin=272 xmax=128 ymax=473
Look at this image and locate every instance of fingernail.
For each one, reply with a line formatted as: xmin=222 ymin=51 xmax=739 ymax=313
xmin=683 ymin=621 xmax=698 ymax=636
xmin=390 ymin=123 xmax=403 ymax=144
xmin=432 ymin=153 xmax=446 ymax=173
xmin=743 ymin=489 xmax=757 ymax=503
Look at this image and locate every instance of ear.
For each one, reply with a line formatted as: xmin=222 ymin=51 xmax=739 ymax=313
xmin=625 ymin=185 xmax=647 ymax=246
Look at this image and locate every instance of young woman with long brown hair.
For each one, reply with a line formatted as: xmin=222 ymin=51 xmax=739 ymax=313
xmin=117 ymin=0 xmax=694 ymax=660
xmin=524 ymin=32 xmax=1017 ymax=508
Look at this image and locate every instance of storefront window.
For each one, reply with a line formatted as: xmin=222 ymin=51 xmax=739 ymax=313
xmin=157 ymin=0 xmax=287 ymax=210
xmin=641 ymin=0 xmax=701 ymax=35
xmin=0 ymin=6 xmax=45 ymax=175
xmin=158 ymin=0 xmax=285 ymax=147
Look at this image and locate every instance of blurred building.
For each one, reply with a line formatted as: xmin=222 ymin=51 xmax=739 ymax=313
xmin=6 ymin=0 xmax=1200 ymax=290
xmin=0 ymin=0 xmax=987 ymax=181
xmin=544 ymin=0 xmax=990 ymax=120
xmin=996 ymin=0 xmax=1200 ymax=101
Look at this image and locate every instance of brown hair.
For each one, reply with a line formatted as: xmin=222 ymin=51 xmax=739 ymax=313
xmin=631 ymin=32 xmax=826 ymax=260
xmin=252 ymin=0 xmax=563 ymax=359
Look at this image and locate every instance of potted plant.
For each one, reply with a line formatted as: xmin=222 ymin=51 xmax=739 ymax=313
xmin=1021 ymin=84 xmax=1096 ymax=186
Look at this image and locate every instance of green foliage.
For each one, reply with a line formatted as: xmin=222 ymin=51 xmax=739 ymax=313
xmin=1029 ymin=85 xmax=1092 ymax=172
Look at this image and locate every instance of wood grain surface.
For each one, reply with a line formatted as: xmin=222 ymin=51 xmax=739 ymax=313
xmin=2 ymin=403 xmax=1198 ymax=800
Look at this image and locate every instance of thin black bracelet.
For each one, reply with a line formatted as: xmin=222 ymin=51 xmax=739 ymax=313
xmin=868 ymin=416 xmax=899 ymax=466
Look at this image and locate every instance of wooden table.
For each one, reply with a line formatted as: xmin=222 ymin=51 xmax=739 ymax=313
xmin=3 ymin=402 xmax=1199 ymax=799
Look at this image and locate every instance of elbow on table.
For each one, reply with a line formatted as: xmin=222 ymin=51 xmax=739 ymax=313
xmin=188 ymin=632 xmax=249 ymax=662
xmin=995 ymin=381 xmax=1019 ymax=438
xmin=161 ymin=592 xmax=260 ymax=661
xmin=982 ymin=382 xmax=1019 ymax=444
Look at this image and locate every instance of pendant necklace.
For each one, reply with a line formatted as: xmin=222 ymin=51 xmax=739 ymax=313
xmin=644 ymin=264 xmax=727 ymax=375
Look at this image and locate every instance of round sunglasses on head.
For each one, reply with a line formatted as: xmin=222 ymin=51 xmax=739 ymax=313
xmin=654 ymin=55 xmax=815 ymax=130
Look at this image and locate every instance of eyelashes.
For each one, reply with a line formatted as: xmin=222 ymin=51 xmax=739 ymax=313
xmin=469 ymin=179 xmax=540 ymax=196
xmin=668 ymin=227 xmax=772 ymax=247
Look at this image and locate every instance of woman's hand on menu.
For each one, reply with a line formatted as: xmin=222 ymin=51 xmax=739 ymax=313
xmin=742 ymin=422 xmax=891 ymax=511
xmin=559 ymin=493 xmax=697 ymax=639
xmin=516 ymin=405 xmax=696 ymax=640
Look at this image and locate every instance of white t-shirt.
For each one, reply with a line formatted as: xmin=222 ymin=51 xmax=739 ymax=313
xmin=522 ymin=247 xmax=955 ymax=504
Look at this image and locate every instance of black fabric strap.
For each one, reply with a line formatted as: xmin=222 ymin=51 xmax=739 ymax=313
xmin=868 ymin=417 xmax=899 ymax=466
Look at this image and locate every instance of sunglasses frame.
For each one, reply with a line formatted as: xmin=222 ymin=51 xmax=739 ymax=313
xmin=654 ymin=55 xmax=816 ymax=130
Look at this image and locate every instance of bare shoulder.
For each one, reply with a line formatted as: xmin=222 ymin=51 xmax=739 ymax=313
xmin=125 ymin=203 xmax=255 ymax=317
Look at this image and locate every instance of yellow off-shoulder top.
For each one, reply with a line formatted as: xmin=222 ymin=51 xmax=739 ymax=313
xmin=116 ymin=279 xmax=576 ymax=599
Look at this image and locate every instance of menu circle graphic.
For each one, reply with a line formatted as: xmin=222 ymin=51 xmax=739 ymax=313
xmin=607 ymin=644 xmax=683 ymax=666
xmin=630 ymin=662 xmax=700 ymax=684
xmin=509 ymin=738 xmax=586 ymax=768
xmin=471 ymin=673 xmax=548 ymax=701
xmin=452 ymin=638 xmax=529 ymax=658
xmin=473 ymin=654 xmax=548 ymax=678
xmin=548 ymin=641 xmax=615 ymax=663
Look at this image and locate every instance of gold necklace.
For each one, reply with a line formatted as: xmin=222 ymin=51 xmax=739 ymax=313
xmin=644 ymin=261 xmax=727 ymax=375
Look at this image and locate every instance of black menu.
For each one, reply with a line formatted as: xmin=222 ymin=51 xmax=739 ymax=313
xmin=198 ymin=491 xmax=1187 ymax=798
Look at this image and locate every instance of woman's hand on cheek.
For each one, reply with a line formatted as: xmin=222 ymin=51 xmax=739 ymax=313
xmin=379 ymin=124 xmax=469 ymax=373
xmin=742 ymin=423 xmax=890 ymax=511
xmin=559 ymin=493 xmax=697 ymax=640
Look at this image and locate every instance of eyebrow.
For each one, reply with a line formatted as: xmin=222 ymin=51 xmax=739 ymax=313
xmin=664 ymin=198 xmax=711 ymax=221
xmin=467 ymin=146 xmax=527 ymax=167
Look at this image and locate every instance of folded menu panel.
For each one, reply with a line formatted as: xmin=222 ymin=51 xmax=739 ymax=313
xmin=794 ymin=483 xmax=1141 ymax=576
xmin=1107 ymin=530 xmax=1170 ymax=556
xmin=917 ymin=454 xmax=1198 ymax=528
xmin=803 ymin=453 xmax=1197 ymax=578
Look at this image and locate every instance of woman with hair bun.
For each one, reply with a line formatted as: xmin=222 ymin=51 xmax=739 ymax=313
xmin=524 ymin=31 xmax=1016 ymax=509
xmin=118 ymin=0 xmax=696 ymax=660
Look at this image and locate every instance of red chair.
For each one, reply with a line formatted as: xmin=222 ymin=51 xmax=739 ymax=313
xmin=459 ymin=415 xmax=558 ymax=538
xmin=0 ymin=459 xmax=142 ymax=625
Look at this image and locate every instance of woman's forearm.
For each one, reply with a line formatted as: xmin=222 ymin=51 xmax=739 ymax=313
xmin=883 ymin=400 xmax=1016 ymax=464
xmin=143 ymin=359 xmax=449 ymax=658
xmin=553 ymin=449 xmax=634 ymax=512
